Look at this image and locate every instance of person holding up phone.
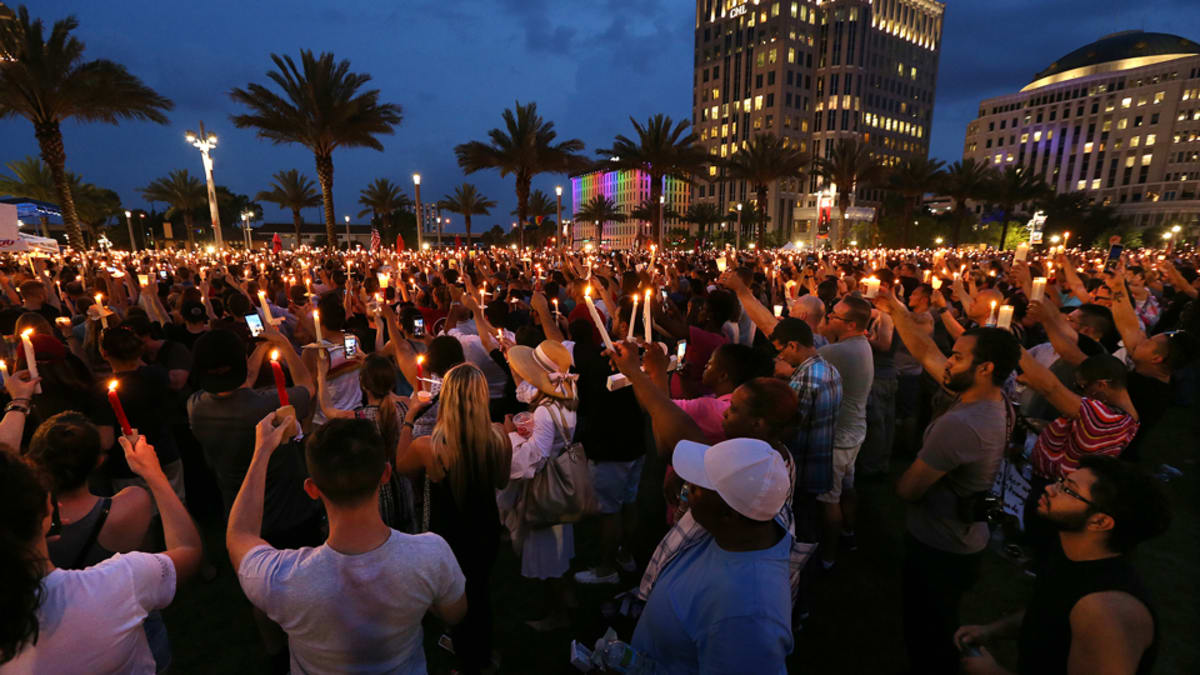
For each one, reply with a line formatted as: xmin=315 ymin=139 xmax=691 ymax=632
xmin=302 ymin=294 xmax=362 ymax=426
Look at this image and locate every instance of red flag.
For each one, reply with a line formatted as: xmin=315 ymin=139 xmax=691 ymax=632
xmin=535 ymin=216 xmax=544 ymax=225
xmin=395 ymin=233 xmax=405 ymax=252
xmin=454 ymin=235 xmax=462 ymax=248
xmin=272 ymin=232 xmax=282 ymax=253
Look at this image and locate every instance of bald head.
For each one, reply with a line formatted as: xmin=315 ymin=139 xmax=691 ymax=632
xmin=789 ymin=294 xmax=825 ymax=329
xmin=971 ymin=289 xmax=1003 ymax=322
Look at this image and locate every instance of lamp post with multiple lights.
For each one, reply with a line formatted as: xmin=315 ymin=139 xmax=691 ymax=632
xmin=735 ymin=203 xmax=743 ymax=250
xmin=241 ymin=210 xmax=256 ymax=249
xmin=658 ymin=193 xmax=666 ymax=250
xmin=555 ymin=185 xmax=564 ymax=250
xmin=124 ymin=210 xmax=137 ymax=252
xmin=185 ymin=121 xmax=224 ymax=249
xmin=412 ymin=174 xmax=424 ymax=251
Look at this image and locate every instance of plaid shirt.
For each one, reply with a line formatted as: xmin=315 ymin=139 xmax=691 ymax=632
xmin=786 ymin=354 xmax=842 ymax=494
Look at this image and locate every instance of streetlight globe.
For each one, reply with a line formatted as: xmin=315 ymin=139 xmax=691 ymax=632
xmin=850 ymin=240 xmax=858 ymax=247
xmin=659 ymin=195 xmax=665 ymax=204
xmin=412 ymin=174 xmax=421 ymax=186
xmin=344 ymin=215 xmax=350 ymax=223
xmin=555 ymin=185 xmax=563 ymax=197
xmin=935 ymin=237 xmax=944 ymax=244
xmin=1162 ymin=232 xmax=1172 ymax=240
xmin=207 ymin=135 xmax=217 ymax=146
xmin=736 ymin=203 xmax=743 ymax=211
xmin=185 ymin=132 xmax=196 ymax=143
xmin=125 ymin=210 xmax=131 ymax=217
xmin=1172 ymin=225 xmax=1182 ymax=233
xmin=1049 ymin=234 xmax=1061 ymax=243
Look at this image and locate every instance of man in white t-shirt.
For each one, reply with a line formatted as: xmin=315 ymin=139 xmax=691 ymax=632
xmin=227 ymin=411 xmax=467 ymax=675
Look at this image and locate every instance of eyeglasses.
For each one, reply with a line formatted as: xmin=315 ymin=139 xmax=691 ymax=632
xmin=827 ymin=313 xmax=850 ymax=323
xmin=1053 ymin=477 xmax=1095 ymax=506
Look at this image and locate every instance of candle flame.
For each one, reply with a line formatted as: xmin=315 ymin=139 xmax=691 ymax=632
xmin=21 ymin=328 xmax=33 ymax=338
xmin=270 ymin=349 xmax=280 ymax=361
xmin=107 ymin=379 xmax=118 ymax=392
xmin=644 ymin=288 xmax=652 ymax=300
xmin=585 ymin=285 xmax=592 ymax=298
xmin=416 ymin=355 xmax=426 ymax=365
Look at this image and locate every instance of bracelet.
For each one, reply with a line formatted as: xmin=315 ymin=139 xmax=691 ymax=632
xmin=402 ymin=421 xmax=415 ymax=429
xmin=4 ymin=403 xmax=30 ymax=415
xmin=11 ymin=397 xmax=30 ymax=404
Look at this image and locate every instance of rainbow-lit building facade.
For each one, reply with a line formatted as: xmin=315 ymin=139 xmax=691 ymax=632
xmin=570 ymin=168 xmax=691 ymax=248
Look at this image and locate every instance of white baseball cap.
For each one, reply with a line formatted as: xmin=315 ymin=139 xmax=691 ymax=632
xmin=672 ymin=438 xmax=790 ymax=522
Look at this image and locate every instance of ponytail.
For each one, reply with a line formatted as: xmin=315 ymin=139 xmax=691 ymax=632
xmin=0 ymin=451 xmax=49 ymax=664
xmin=376 ymin=392 xmax=402 ymax=453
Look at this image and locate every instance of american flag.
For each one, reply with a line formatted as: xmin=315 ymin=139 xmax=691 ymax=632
xmin=370 ymin=227 xmax=381 ymax=251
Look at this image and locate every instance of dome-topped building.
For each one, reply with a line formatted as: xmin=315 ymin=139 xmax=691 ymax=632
xmin=962 ymin=31 xmax=1200 ymax=233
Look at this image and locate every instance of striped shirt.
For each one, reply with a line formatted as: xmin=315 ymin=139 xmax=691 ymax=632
xmin=1032 ymin=398 xmax=1139 ymax=480
xmin=785 ymin=354 xmax=843 ymax=494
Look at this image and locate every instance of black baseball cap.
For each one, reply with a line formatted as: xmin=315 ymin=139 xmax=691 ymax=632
xmin=182 ymin=301 xmax=207 ymax=324
xmin=192 ymin=329 xmax=248 ymax=394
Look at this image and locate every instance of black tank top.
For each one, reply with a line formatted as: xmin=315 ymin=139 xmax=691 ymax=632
xmin=47 ymin=497 xmax=114 ymax=570
xmin=1018 ymin=542 xmax=1156 ymax=674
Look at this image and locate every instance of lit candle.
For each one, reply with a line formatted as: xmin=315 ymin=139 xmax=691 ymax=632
xmin=931 ymin=276 xmax=943 ymax=291
xmin=863 ymin=276 xmax=881 ymax=298
xmin=378 ymin=272 xmax=390 ymax=288
xmin=107 ymin=380 xmax=133 ymax=437
xmin=1031 ymin=277 xmax=1047 ymax=302
xmin=0 ymin=359 xmax=7 ymax=385
xmin=987 ymin=300 xmax=998 ymax=326
xmin=643 ymin=289 xmax=653 ymax=343
xmin=258 ymin=290 xmax=274 ymax=323
xmin=269 ymin=350 xmax=290 ymax=406
xmin=627 ymin=293 xmax=639 ymax=341
xmin=20 ymin=329 xmax=40 ymax=393
xmin=552 ymin=298 xmax=560 ymax=317
xmin=1015 ymin=242 xmax=1029 ymax=262
xmin=996 ymin=305 xmax=1015 ymax=330
xmin=415 ymin=355 xmax=425 ymax=393
xmin=312 ymin=309 xmax=323 ymax=343
xmin=774 ymin=304 xmax=784 ymax=318
xmin=923 ymin=269 xmax=931 ymax=284
xmin=95 ymin=293 xmax=108 ymax=329
xmin=583 ymin=285 xmax=615 ymax=351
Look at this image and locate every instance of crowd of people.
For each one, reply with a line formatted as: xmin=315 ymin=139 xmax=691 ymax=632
xmin=0 ymin=239 xmax=1192 ymax=674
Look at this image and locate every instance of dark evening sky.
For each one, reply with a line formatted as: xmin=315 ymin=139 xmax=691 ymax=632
xmin=3 ymin=0 xmax=1199 ymax=231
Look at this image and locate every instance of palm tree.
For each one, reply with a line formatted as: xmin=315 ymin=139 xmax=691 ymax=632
xmin=439 ymin=183 xmax=495 ymax=245
xmin=0 ymin=6 xmax=172 ymax=249
xmin=356 ymin=178 xmax=411 ymax=242
xmin=574 ymin=196 xmax=626 ymax=246
xmin=987 ymin=165 xmax=1051 ymax=249
xmin=597 ymin=114 xmax=710 ymax=245
xmin=455 ymin=101 xmax=588 ymax=248
xmin=723 ymin=134 xmax=810 ymax=247
xmin=813 ymin=138 xmax=887 ymax=249
xmin=941 ymin=158 xmax=996 ymax=247
xmin=139 ymin=170 xmax=206 ymax=247
xmin=0 ymin=156 xmax=59 ymax=237
xmin=73 ymin=183 xmax=121 ymax=246
xmin=683 ymin=201 xmax=724 ymax=246
xmin=887 ymin=157 xmax=945 ymax=247
xmin=230 ymin=50 xmax=402 ymax=248
xmin=256 ymin=169 xmax=322 ymax=246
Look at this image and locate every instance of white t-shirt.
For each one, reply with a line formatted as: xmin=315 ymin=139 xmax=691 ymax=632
xmin=5 ymin=552 xmax=176 ymax=674
xmin=448 ymin=326 xmax=510 ymax=399
xmin=236 ymin=530 xmax=466 ymax=675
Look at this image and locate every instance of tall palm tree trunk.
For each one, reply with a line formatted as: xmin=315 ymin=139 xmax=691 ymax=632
xmin=836 ymin=204 xmax=848 ymax=249
xmin=756 ymin=185 xmax=769 ymax=247
xmin=998 ymin=209 xmax=1013 ymax=250
xmin=900 ymin=197 xmax=915 ymax=247
xmin=291 ymin=208 xmax=304 ymax=247
xmin=649 ymin=172 xmax=664 ymax=249
xmin=184 ymin=212 xmax=196 ymax=247
xmin=315 ymin=153 xmax=337 ymax=249
xmin=516 ymin=172 xmax=531 ymax=249
xmin=952 ymin=206 xmax=967 ymax=247
xmin=38 ymin=216 xmax=50 ymax=239
xmin=34 ymin=121 xmax=85 ymax=249
xmin=465 ymin=214 xmax=472 ymax=244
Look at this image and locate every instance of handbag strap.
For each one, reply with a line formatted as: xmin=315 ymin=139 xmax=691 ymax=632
xmin=543 ymin=403 xmax=573 ymax=449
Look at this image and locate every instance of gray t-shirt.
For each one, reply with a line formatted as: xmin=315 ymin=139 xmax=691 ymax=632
xmin=818 ymin=335 xmax=874 ymax=448
xmin=238 ymin=530 xmax=466 ymax=675
xmin=906 ymin=398 xmax=1007 ymax=554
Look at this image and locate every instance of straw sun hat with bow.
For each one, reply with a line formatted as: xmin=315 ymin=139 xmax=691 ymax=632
xmin=507 ymin=340 xmax=577 ymax=400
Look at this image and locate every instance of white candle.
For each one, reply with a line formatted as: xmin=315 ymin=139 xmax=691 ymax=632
xmin=95 ymin=294 xmax=108 ymax=329
xmin=863 ymin=276 xmax=881 ymax=298
xmin=313 ymin=309 xmax=323 ymax=343
xmin=931 ymin=276 xmax=943 ymax=291
xmin=996 ymin=305 xmax=1015 ymax=330
xmin=258 ymin=290 xmax=274 ymax=323
xmin=987 ymin=300 xmax=998 ymax=326
xmin=1031 ymin=277 xmax=1047 ymax=302
xmin=627 ymin=293 xmax=639 ymax=341
xmin=20 ymin=329 xmax=41 ymax=393
xmin=584 ymin=286 xmax=615 ymax=351
xmin=773 ymin=304 xmax=784 ymax=318
xmin=1015 ymin=242 xmax=1029 ymax=262
xmin=0 ymin=359 xmax=7 ymax=385
xmin=378 ymin=272 xmax=389 ymax=288
xmin=643 ymin=289 xmax=653 ymax=344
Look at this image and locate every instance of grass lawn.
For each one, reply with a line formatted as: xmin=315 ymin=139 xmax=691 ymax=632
xmin=164 ymin=404 xmax=1199 ymax=673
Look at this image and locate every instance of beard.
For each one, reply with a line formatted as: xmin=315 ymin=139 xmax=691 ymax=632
xmin=1040 ymin=508 xmax=1091 ymax=532
xmin=943 ymin=367 xmax=975 ymax=392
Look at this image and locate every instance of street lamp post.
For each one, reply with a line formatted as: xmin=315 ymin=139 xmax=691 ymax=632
xmin=124 ymin=210 xmax=137 ymax=252
xmin=185 ymin=121 xmax=224 ymax=249
xmin=344 ymin=215 xmax=351 ymax=248
xmin=658 ymin=193 xmax=666 ymax=251
xmin=555 ymin=185 xmax=563 ymax=250
xmin=412 ymin=174 xmax=424 ymax=251
xmin=736 ymin=203 xmax=743 ymax=250
xmin=436 ymin=210 xmax=443 ymax=248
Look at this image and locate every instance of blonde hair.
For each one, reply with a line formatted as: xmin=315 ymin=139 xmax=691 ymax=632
xmin=431 ymin=363 xmax=511 ymax=507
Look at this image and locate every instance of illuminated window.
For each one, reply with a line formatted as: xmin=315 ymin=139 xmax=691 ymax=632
xmin=994 ymin=154 xmax=1003 ymax=164
xmin=756 ymin=52 xmax=764 ymax=67
xmin=755 ymin=95 xmax=764 ymax=110
xmin=1146 ymin=134 xmax=1156 ymax=146
xmin=1102 ymin=119 xmax=1112 ymax=132
xmin=1130 ymin=136 xmax=1140 ymax=147
xmin=1141 ymin=153 xmax=1152 ymax=166
xmin=788 ymin=48 xmax=796 ymax=64
xmin=1020 ymin=133 xmax=1029 ymax=143
xmin=1121 ymin=97 xmax=1132 ymax=108
xmin=791 ymin=2 xmax=798 ymax=18
xmin=1125 ymin=156 xmax=1135 ymax=168
xmin=1118 ymin=118 xmax=1128 ymax=130
xmin=1047 ymin=130 xmax=1053 ymax=139
xmin=1084 ymin=142 xmax=1094 ymax=153
xmin=1091 ymin=179 xmax=1101 ymax=189
xmin=1077 ymin=180 xmax=1087 ymax=190
xmin=771 ymin=2 xmax=780 ymax=17
xmin=712 ymin=88 xmax=719 ymax=100
xmin=1137 ymin=96 xmax=1147 ymax=107
xmin=769 ymin=49 xmax=777 ymax=64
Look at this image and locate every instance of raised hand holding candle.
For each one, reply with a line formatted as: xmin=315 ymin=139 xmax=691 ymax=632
xmin=583 ymin=285 xmax=615 ymax=352
xmin=0 ymin=359 xmax=7 ymax=385
xmin=1015 ymin=242 xmax=1029 ymax=262
xmin=643 ymin=289 xmax=653 ymax=343
xmin=312 ymin=309 xmax=323 ymax=343
xmin=269 ymin=350 xmax=290 ymax=406
xmin=107 ymin=380 xmax=133 ymax=436
xmin=863 ymin=276 xmax=881 ymax=298
xmin=95 ymin=293 xmax=108 ymax=329
xmin=627 ymin=293 xmax=639 ymax=341
xmin=1031 ymin=277 xmax=1047 ymax=302
xmin=20 ymin=329 xmax=41 ymax=393
xmin=415 ymin=355 xmax=426 ymax=393
xmin=931 ymin=276 xmax=943 ymax=291
xmin=996 ymin=305 xmax=1015 ymax=330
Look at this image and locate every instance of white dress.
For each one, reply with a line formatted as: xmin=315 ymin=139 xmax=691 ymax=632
xmin=501 ymin=402 xmax=577 ymax=579
xmin=313 ymin=344 xmax=361 ymax=426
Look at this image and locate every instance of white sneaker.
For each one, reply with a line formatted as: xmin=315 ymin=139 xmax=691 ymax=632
xmin=574 ymin=568 xmax=620 ymax=585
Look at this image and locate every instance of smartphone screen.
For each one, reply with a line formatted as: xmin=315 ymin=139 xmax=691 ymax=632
xmin=343 ymin=334 xmax=359 ymax=358
xmin=412 ymin=317 xmax=426 ymax=337
xmin=245 ymin=313 xmax=264 ymax=337
xmin=676 ymin=340 xmax=688 ymax=361
xmin=159 ymin=270 xmax=168 ymax=279
xmin=1104 ymin=244 xmax=1124 ymax=273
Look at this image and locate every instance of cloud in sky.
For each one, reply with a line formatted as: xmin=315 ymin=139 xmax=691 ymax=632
xmin=2 ymin=0 xmax=1198 ymax=231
